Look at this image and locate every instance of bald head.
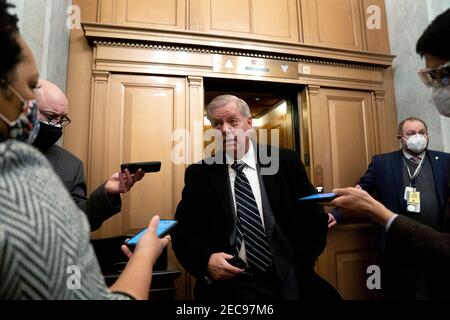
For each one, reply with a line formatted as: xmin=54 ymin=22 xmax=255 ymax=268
xmin=35 ymin=79 xmax=68 ymax=122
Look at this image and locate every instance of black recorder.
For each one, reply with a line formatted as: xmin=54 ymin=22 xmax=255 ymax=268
xmin=120 ymin=161 xmax=161 ymax=174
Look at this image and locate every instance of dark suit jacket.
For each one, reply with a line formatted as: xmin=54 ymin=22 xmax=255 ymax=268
xmin=358 ymin=149 xmax=450 ymax=224
xmin=387 ymin=215 xmax=450 ymax=298
xmin=44 ymin=145 xmax=121 ymax=231
xmin=172 ymin=145 xmax=331 ymax=299
xmin=387 ymin=215 xmax=450 ymax=268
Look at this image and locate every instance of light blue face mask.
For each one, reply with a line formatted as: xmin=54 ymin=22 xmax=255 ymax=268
xmin=432 ymin=86 xmax=450 ymax=117
xmin=0 ymin=84 xmax=40 ymax=144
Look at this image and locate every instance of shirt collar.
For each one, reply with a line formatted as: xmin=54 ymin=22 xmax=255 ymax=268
xmin=402 ymin=149 xmax=426 ymax=160
xmin=226 ymin=139 xmax=257 ymax=170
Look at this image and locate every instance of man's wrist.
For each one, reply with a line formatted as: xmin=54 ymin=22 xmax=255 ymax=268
xmin=104 ymin=187 xmax=121 ymax=208
xmin=385 ymin=213 xmax=398 ymax=231
xmin=371 ymin=199 xmax=395 ymax=226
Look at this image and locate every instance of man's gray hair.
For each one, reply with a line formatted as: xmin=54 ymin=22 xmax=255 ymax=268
xmin=206 ymin=94 xmax=251 ymax=120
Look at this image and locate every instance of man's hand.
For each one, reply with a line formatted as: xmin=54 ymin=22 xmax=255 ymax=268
xmin=105 ymin=168 xmax=145 ymax=194
xmin=331 ymin=187 xmax=394 ymax=226
xmin=207 ymin=252 xmax=245 ymax=281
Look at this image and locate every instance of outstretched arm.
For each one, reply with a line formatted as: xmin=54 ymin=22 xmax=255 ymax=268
xmin=110 ymin=215 xmax=169 ymax=300
xmin=330 ymin=187 xmax=450 ymax=267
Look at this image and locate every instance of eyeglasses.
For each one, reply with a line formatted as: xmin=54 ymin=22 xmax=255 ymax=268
xmin=418 ymin=61 xmax=450 ymax=88
xmin=43 ymin=115 xmax=71 ymax=127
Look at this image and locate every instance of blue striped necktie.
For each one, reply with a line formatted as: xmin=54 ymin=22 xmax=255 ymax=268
xmin=232 ymin=161 xmax=272 ymax=272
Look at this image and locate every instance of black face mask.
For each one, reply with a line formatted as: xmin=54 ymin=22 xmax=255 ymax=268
xmin=33 ymin=122 xmax=63 ymax=152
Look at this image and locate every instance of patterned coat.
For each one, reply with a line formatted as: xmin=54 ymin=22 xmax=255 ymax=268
xmin=0 ymin=139 xmax=130 ymax=299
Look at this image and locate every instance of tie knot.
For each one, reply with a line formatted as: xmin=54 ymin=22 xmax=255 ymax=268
xmin=412 ymin=156 xmax=421 ymax=164
xmin=232 ymin=161 xmax=246 ymax=173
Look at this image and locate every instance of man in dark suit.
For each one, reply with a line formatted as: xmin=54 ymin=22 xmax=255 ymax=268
xmin=331 ymin=8 xmax=450 ymax=299
xmin=172 ymin=94 xmax=339 ymax=300
xmin=357 ymin=117 xmax=450 ymax=298
xmin=33 ymin=80 xmax=144 ymax=231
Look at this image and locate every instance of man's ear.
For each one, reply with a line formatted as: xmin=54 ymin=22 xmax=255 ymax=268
xmin=247 ymin=117 xmax=253 ymax=128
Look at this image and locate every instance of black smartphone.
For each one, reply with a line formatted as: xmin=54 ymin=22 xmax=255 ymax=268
xmin=298 ymin=192 xmax=337 ymax=202
xmin=120 ymin=161 xmax=161 ymax=174
xmin=226 ymin=256 xmax=247 ymax=269
xmin=126 ymin=220 xmax=178 ymax=249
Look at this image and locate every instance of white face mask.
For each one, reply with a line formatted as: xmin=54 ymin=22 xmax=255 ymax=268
xmin=403 ymin=134 xmax=428 ymax=154
xmin=432 ymin=86 xmax=450 ymax=117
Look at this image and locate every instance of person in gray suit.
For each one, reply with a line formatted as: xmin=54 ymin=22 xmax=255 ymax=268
xmin=33 ymin=79 xmax=144 ymax=231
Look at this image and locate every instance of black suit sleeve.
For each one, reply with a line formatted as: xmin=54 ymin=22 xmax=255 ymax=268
xmin=69 ymin=159 xmax=89 ymax=208
xmin=172 ymin=165 xmax=215 ymax=279
xmin=69 ymin=160 xmax=121 ymax=231
xmin=357 ymin=157 xmax=377 ymax=193
xmin=387 ymin=215 xmax=450 ymax=268
xmin=85 ymin=184 xmax=121 ymax=231
xmin=286 ymin=150 xmax=328 ymax=269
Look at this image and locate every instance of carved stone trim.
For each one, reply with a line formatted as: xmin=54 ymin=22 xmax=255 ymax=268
xmin=92 ymin=39 xmax=384 ymax=71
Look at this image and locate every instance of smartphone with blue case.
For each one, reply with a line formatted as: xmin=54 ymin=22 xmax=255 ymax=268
xmin=298 ymin=192 xmax=337 ymax=202
xmin=126 ymin=219 xmax=177 ymax=249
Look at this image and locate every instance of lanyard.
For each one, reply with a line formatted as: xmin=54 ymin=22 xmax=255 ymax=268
xmin=402 ymin=156 xmax=425 ymax=186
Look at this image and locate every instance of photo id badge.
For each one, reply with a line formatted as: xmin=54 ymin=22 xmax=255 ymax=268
xmin=407 ymin=191 xmax=421 ymax=213
xmin=404 ymin=186 xmax=414 ymax=201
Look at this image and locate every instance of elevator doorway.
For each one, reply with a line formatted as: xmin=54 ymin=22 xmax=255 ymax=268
xmin=204 ymin=78 xmax=304 ymax=154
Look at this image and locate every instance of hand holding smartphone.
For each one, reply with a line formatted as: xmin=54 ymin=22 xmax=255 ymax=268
xmin=126 ymin=219 xmax=177 ymax=249
xmin=226 ymin=256 xmax=247 ymax=269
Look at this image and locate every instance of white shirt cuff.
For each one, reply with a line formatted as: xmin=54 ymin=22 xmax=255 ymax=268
xmin=385 ymin=214 xmax=398 ymax=232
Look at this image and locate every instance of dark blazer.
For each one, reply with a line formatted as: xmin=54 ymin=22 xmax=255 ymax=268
xmin=44 ymin=145 xmax=121 ymax=231
xmin=387 ymin=215 xmax=450 ymax=298
xmin=172 ymin=145 xmax=332 ymax=300
xmin=387 ymin=215 xmax=450 ymax=267
xmin=358 ymin=149 xmax=450 ymax=221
